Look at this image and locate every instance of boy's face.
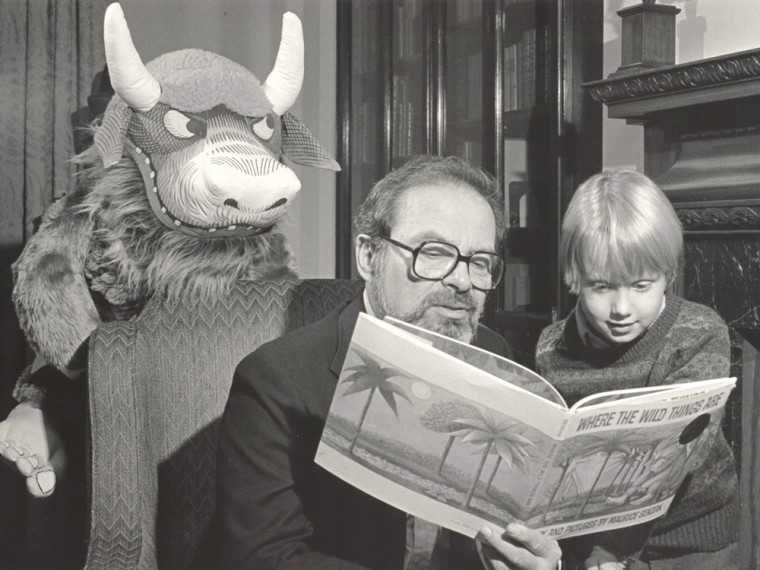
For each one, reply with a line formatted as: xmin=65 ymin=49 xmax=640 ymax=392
xmin=578 ymin=273 xmax=669 ymax=345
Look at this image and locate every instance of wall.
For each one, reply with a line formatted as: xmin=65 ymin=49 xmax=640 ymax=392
xmin=602 ymin=0 xmax=760 ymax=171
xmin=119 ymin=0 xmax=337 ymax=277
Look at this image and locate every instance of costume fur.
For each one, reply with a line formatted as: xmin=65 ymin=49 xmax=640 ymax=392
xmin=11 ymin=3 xmax=339 ymax=405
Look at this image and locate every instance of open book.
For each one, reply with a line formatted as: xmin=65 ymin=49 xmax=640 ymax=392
xmin=315 ymin=313 xmax=736 ymax=540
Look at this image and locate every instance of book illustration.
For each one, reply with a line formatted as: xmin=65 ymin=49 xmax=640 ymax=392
xmin=320 ymin=343 xmax=553 ymax=530
xmin=538 ymin=413 xmax=711 ymax=527
xmin=315 ymin=314 xmax=736 ymax=539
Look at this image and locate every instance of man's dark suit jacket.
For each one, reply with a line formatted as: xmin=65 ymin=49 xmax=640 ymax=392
xmin=204 ymin=293 xmax=509 ymax=569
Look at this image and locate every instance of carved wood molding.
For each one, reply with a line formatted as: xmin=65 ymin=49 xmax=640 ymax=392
xmin=677 ymin=205 xmax=760 ymax=232
xmin=584 ymin=48 xmax=760 ymax=104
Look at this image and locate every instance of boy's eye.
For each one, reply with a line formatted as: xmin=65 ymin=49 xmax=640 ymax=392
xmin=633 ymin=281 xmax=653 ymax=292
xmin=591 ymin=282 xmax=610 ymax=292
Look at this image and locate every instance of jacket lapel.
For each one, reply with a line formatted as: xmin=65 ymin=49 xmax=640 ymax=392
xmin=329 ymin=293 xmax=365 ymax=378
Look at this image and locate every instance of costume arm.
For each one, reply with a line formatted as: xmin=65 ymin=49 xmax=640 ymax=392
xmin=12 ymin=194 xmax=100 ymax=402
xmin=214 ymin=351 xmax=367 ymax=570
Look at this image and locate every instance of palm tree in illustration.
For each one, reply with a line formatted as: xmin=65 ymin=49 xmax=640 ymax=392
xmin=541 ymin=439 xmax=587 ymax=524
xmin=484 ymin=438 xmax=533 ymax=494
xmin=419 ymin=400 xmax=482 ymax=476
xmin=341 ymin=348 xmax=412 ymax=455
xmin=577 ymin=431 xmax=647 ymax=517
xmin=448 ymin=411 xmax=535 ymax=509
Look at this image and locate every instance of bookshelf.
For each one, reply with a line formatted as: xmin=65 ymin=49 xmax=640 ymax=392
xmin=336 ymin=0 xmax=603 ymax=366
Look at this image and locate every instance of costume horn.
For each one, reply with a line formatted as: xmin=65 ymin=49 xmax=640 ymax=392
xmin=104 ymin=3 xmax=161 ymax=112
xmin=262 ymin=12 xmax=304 ymax=116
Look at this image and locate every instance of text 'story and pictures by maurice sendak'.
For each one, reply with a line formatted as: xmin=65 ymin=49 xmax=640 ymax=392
xmin=315 ymin=314 xmax=736 ymax=540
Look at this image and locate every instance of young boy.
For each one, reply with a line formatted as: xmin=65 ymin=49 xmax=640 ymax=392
xmin=535 ymin=170 xmax=739 ymax=569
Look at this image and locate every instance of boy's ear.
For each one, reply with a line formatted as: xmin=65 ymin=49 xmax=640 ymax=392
xmin=355 ymin=234 xmax=375 ymax=280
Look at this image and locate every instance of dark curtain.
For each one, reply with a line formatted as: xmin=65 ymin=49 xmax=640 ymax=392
xmin=0 ymin=1 xmax=108 ymax=568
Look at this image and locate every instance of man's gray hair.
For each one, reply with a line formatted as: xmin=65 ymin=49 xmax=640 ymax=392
xmin=353 ymin=155 xmax=506 ymax=247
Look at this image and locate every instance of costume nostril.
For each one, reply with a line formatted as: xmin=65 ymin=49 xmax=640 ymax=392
xmin=265 ymin=198 xmax=287 ymax=211
xmin=224 ymin=198 xmax=239 ymax=209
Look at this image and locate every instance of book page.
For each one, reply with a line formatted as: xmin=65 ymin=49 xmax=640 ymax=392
xmin=571 ymin=377 xmax=736 ymax=410
xmin=385 ymin=316 xmax=566 ymax=407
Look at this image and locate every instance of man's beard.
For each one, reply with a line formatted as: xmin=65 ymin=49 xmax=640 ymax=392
xmin=369 ymin=280 xmax=483 ymax=343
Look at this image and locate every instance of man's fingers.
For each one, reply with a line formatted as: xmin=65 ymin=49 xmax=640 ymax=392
xmin=477 ymin=524 xmax=561 ymax=570
xmin=1 ymin=444 xmax=22 ymax=462
xmin=503 ymin=523 xmax=559 ymax=558
xmin=478 ymin=525 xmax=532 ymax=568
xmin=1 ymin=441 xmax=34 ymax=464
xmin=17 ymin=454 xmax=41 ymax=476
xmin=26 ymin=468 xmax=56 ymax=498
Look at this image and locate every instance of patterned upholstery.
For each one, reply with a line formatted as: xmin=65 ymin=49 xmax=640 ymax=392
xmin=84 ymin=279 xmax=363 ymax=570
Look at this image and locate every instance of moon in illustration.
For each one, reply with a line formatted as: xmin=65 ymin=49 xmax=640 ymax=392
xmin=411 ymin=381 xmax=432 ymax=400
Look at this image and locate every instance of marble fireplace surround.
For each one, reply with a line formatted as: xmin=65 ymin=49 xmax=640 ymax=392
xmin=585 ymin=47 xmax=760 ymax=567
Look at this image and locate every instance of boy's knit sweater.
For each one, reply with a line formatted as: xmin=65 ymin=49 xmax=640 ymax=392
xmin=536 ymin=294 xmax=738 ymax=560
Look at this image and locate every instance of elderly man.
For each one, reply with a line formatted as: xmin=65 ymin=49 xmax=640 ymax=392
xmin=200 ymin=156 xmax=562 ymax=569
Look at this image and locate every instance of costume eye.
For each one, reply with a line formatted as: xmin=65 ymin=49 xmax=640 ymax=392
xmin=164 ymin=110 xmax=205 ymax=139
xmin=253 ymin=115 xmax=275 ymax=141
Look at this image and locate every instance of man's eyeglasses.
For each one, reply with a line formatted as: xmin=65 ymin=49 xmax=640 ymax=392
xmin=379 ymin=236 xmax=504 ymax=292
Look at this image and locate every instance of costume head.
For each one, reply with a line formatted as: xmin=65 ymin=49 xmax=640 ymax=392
xmin=94 ymin=3 xmax=339 ymax=239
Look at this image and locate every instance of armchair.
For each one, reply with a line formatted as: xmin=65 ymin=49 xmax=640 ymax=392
xmin=84 ymin=279 xmax=363 ymax=569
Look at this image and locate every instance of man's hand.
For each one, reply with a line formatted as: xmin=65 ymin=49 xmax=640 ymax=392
xmin=584 ymin=545 xmax=630 ymax=570
xmin=476 ymin=523 xmax=562 ymax=570
xmin=0 ymin=403 xmax=66 ymax=497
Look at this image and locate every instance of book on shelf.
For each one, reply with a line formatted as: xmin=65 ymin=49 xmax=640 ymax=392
xmin=504 ymin=27 xmax=537 ymax=111
xmin=392 ymin=75 xmax=416 ymax=158
xmin=503 ymin=259 xmax=531 ymax=311
xmin=395 ymin=2 xmax=423 ymax=59
xmin=316 ymin=313 xmax=736 ymax=540
xmin=507 ymin=181 xmax=539 ymax=228
xmin=354 ymin=99 xmax=377 ymax=164
xmin=467 ymin=52 xmax=483 ymax=120
xmin=354 ymin=10 xmax=376 ymax=74
xmin=449 ymin=0 xmax=483 ymax=26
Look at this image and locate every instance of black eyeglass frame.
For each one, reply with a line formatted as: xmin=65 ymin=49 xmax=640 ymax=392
xmin=378 ymin=235 xmax=504 ymax=292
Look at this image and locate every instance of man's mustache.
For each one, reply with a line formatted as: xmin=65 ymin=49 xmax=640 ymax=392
xmin=418 ymin=290 xmax=478 ymax=314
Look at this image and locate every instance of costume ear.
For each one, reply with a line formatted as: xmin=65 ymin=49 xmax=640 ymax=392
xmin=94 ymin=98 xmax=131 ymax=168
xmin=281 ymin=112 xmax=341 ymax=171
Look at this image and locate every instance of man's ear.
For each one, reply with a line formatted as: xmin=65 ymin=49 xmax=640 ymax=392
xmin=355 ymin=234 xmax=375 ymax=281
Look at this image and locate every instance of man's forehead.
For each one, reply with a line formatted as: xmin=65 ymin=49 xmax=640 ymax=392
xmin=393 ymin=183 xmax=490 ymax=219
xmin=390 ymin=183 xmax=496 ymax=248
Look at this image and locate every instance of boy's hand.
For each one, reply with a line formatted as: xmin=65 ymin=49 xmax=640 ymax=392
xmin=477 ymin=523 xmax=562 ymax=570
xmin=0 ymin=403 xmax=66 ymax=497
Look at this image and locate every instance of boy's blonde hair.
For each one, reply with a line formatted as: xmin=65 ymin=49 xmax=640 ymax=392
xmin=560 ymin=170 xmax=683 ymax=294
